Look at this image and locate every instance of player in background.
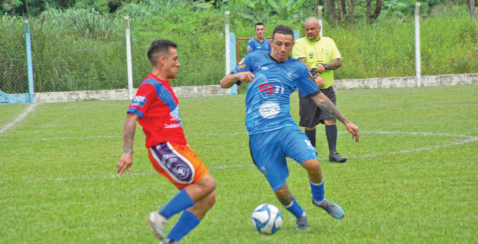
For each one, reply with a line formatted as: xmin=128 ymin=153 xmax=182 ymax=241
xmin=292 ymin=17 xmax=347 ymax=163
xmin=219 ymin=25 xmax=359 ymax=231
xmin=246 ymin=22 xmax=271 ymax=55
xmin=117 ymin=39 xmax=216 ymax=244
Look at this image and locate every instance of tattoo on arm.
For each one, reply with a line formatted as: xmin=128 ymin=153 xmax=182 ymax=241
xmin=317 ymin=95 xmax=350 ymax=124
xmin=123 ymin=116 xmax=137 ymax=154
xmin=326 ymin=59 xmax=342 ymax=70
xmin=298 ymin=58 xmax=312 ymax=72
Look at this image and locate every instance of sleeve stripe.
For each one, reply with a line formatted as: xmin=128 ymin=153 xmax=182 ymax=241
xmin=127 ymin=107 xmax=144 ymax=118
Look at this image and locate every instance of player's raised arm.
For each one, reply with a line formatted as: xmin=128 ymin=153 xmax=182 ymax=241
xmin=117 ymin=112 xmax=139 ymax=174
xmin=310 ymin=93 xmax=359 ymax=142
xmin=219 ymin=71 xmax=254 ymax=88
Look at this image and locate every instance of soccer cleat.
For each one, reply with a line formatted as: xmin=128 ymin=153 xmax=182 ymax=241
xmin=329 ymin=152 xmax=347 ymax=163
xmin=147 ymin=211 xmax=168 ymax=240
xmin=313 ymin=198 xmax=345 ymax=219
xmin=296 ymin=215 xmax=309 ymax=231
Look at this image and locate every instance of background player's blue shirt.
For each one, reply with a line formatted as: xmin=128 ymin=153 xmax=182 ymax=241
xmin=232 ymin=52 xmax=320 ymax=135
xmin=247 ymin=37 xmax=271 ymax=54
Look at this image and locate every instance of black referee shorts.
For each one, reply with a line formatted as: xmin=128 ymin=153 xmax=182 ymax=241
xmin=298 ymin=86 xmax=337 ymax=128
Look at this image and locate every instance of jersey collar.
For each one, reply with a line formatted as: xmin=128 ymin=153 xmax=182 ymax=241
xmin=268 ymin=53 xmax=290 ymax=64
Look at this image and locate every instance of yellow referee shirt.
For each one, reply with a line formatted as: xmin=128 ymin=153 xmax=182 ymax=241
xmin=292 ymin=37 xmax=341 ymax=89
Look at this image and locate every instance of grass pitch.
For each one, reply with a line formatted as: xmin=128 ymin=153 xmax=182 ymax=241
xmin=0 ymin=85 xmax=477 ymax=243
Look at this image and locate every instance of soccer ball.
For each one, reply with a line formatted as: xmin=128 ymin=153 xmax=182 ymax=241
xmin=251 ymin=204 xmax=283 ymax=235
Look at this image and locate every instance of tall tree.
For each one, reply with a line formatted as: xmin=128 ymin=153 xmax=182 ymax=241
xmin=469 ymin=0 xmax=476 ymax=22
xmin=366 ymin=0 xmax=384 ymax=23
xmin=347 ymin=0 xmax=355 ymax=23
xmin=324 ymin=0 xmax=337 ymax=23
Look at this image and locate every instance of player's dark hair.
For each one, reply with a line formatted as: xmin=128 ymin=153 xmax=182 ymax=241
xmin=272 ymin=25 xmax=294 ymax=40
xmin=255 ymin=22 xmax=264 ymax=28
xmin=147 ymin=39 xmax=178 ymax=66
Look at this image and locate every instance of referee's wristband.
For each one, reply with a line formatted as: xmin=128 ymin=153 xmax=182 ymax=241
xmin=312 ymin=73 xmax=319 ymax=79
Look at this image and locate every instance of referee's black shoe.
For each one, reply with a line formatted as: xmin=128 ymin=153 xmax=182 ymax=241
xmin=329 ymin=152 xmax=347 ymax=163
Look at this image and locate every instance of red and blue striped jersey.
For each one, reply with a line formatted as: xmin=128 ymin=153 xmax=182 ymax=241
xmin=127 ymin=73 xmax=186 ymax=147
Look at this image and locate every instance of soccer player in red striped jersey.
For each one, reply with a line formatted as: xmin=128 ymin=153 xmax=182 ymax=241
xmin=116 ymin=39 xmax=216 ymax=244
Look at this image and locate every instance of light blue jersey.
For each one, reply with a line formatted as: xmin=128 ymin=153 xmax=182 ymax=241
xmin=246 ymin=37 xmax=271 ymax=54
xmin=232 ymin=51 xmax=320 ymax=135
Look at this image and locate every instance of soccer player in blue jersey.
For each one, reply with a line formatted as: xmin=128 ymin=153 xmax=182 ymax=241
xmin=246 ymin=22 xmax=271 ymax=55
xmin=219 ymin=25 xmax=359 ymax=230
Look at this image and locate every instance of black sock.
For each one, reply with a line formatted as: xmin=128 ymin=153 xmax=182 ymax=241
xmin=325 ymin=125 xmax=337 ymax=154
xmin=304 ymin=128 xmax=316 ymax=148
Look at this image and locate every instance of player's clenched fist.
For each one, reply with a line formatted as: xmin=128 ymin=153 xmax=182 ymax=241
xmin=238 ymin=71 xmax=255 ymax=83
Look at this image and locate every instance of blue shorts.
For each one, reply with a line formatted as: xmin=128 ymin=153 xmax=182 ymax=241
xmin=249 ymin=125 xmax=318 ymax=191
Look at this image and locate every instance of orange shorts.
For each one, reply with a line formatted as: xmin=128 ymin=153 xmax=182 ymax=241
xmin=148 ymin=142 xmax=209 ymax=190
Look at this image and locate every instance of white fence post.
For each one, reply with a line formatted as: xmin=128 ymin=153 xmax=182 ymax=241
xmin=225 ymin=11 xmax=230 ymax=75
xmin=414 ymin=3 xmax=421 ymax=87
xmin=125 ymin=16 xmax=134 ymax=99
xmin=317 ymin=6 xmax=323 ymax=37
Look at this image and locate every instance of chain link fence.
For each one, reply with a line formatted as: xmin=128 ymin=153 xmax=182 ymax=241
xmin=0 ymin=24 xmax=28 ymax=94
xmin=1 ymin=7 xmax=477 ymax=95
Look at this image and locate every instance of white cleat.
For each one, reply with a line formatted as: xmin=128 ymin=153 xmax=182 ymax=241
xmin=147 ymin=211 xmax=168 ymax=240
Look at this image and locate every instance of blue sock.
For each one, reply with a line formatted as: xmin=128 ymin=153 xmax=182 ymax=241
xmin=310 ymin=180 xmax=325 ymax=202
xmin=284 ymin=196 xmax=305 ymax=218
xmin=159 ymin=189 xmax=195 ymax=219
xmin=166 ymin=210 xmax=200 ymax=242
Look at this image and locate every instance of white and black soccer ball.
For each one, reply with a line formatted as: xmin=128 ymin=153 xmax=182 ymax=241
xmin=251 ymin=203 xmax=283 ymax=235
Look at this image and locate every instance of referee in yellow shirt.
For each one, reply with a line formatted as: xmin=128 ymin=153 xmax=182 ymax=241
xmin=292 ymin=17 xmax=347 ymax=163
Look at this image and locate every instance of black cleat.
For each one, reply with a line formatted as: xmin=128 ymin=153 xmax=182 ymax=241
xmin=329 ymin=152 xmax=347 ymax=163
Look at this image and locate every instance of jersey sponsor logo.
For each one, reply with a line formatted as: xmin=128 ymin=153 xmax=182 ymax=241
xmin=256 ymin=46 xmax=261 ymax=48
xmin=165 ymin=123 xmax=181 ymax=129
xmin=261 ymin=66 xmax=268 ymax=70
xmin=259 ymin=79 xmax=285 ymax=99
xmin=131 ymin=96 xmax=147 ymax=108
xmin=238 ymin=64 xmax=246 ymax=68
xmin=259 ymin=101 xmax=280 ymax=119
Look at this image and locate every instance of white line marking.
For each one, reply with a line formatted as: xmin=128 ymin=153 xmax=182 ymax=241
xmin=0 ymin=103 xmax=38 ymax=136
xmin=2 ymin=130 xmax=475 ymax=142
xmin=0 ymin=131 xmax=477 ymax=185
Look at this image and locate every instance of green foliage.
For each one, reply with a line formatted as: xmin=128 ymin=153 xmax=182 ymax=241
xmin=0 ymin=2 xmax=477 ymax=92
xmin=227 ymin=0 xmax=311 ymax=26
xmin=74 ymin=0 xmax=110 ymax=13
xmin=0 ymin=85 xmax=478 ymax=243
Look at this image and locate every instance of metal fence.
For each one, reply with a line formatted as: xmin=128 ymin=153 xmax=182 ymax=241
xmin=1 ymin=6 xmax=477 ymax=102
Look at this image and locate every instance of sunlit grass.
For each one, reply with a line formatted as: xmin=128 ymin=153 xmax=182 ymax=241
xmin=0 ymin=85 xmax=477 ymax=243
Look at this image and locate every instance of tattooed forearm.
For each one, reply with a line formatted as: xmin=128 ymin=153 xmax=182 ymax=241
xmin=123 ymin=115 xmax=137 ymax=154
xmin=298 ymin=58 xmax=313 ymax=72
xmin=315 ymin=94 xmax=350 ymax=124
xmin=326 ymin=58 xmax=342 ymax=70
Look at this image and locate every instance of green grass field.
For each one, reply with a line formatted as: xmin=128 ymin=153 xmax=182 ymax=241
xmin=1 ymin=85 xmax=477 ymax=243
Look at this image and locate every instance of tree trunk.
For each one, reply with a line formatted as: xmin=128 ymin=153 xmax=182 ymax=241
xmin=347 ymin=0 xmax=355 ymax=23
xmin=324 ymin=0 xmax=337 ymax=23
xmin=337 ymin=0 xmax=346 ymax=24
xmin=470 ymin=0 xmax=476 ymax=22
xmin=315 ymin=0 xmax=320 ymax=16
xmin=366 ymin=0 xmax=372 ymax=20
xmin=368 ymin=0 xmax=383 ymax=22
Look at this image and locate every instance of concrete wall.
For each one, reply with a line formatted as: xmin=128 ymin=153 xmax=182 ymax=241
xmin=33 ymin=73 xmax=478 ymax=103
xmin=34 ymin=85 xmax=231 ymax=103
xmin=334 ymin=73 xmax=478 ymax=90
